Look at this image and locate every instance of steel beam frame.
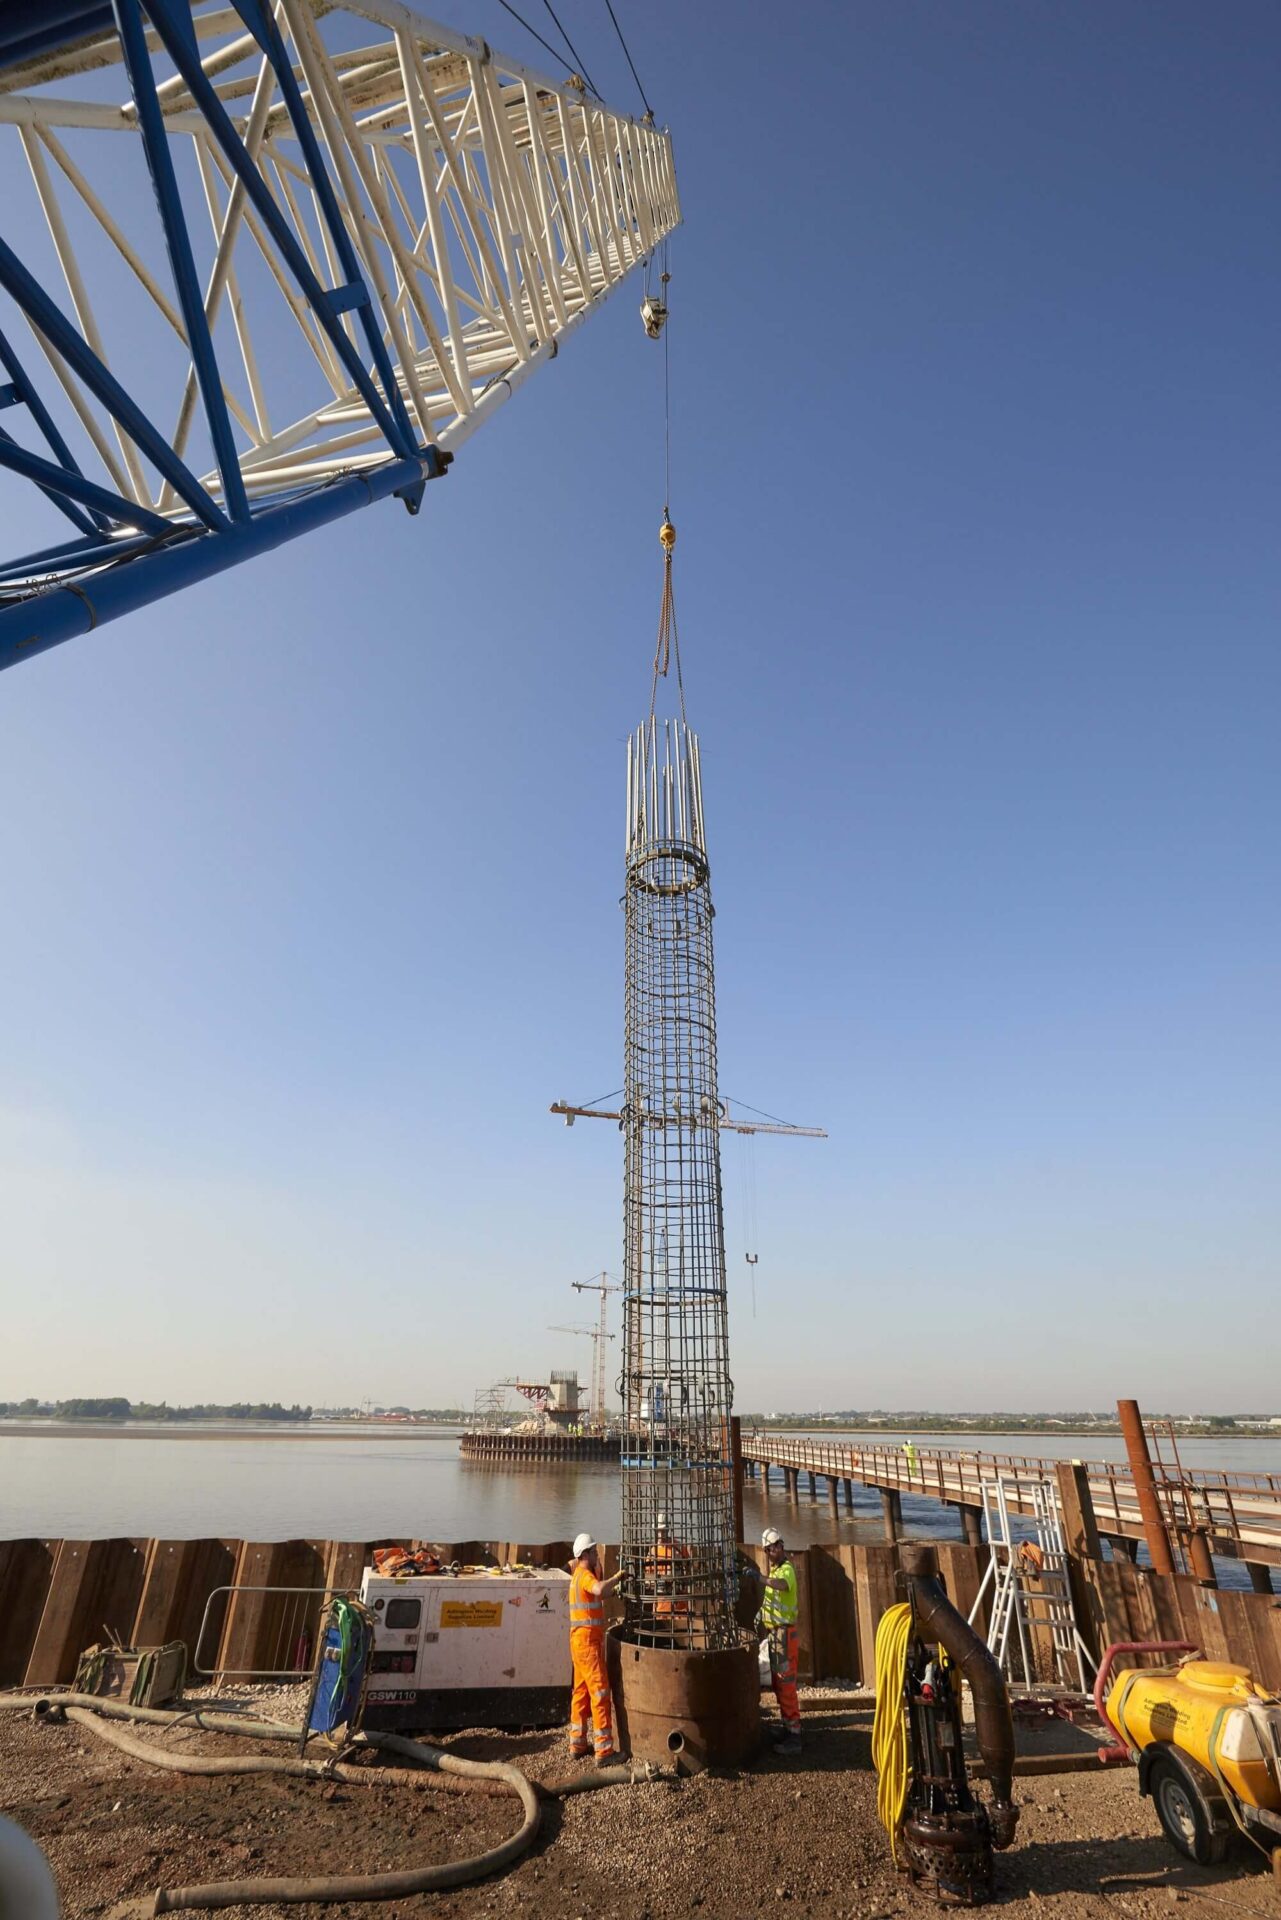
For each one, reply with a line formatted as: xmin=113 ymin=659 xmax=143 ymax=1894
xmin=0 ymin=0 xmax=679 ymax=667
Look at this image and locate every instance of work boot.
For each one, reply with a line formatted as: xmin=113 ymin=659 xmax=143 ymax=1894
xmin=773 ymin=1734 xmax=803 ymax=1758
xmin=568 ymin=1744 xmax=590 ymax=1759
xmin=595 ymin=1748 xmax=620 ymax=1769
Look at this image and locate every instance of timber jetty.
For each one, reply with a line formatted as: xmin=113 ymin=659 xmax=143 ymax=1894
xmin=460 ymin=1429 xmax=620 ymax=1463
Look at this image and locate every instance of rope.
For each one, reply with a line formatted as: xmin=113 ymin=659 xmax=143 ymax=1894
xmin=648 ymin=247 xmax=684 ymax=722
xmin=495 ymin=0 xmax=591 ymax=87
xmin=662 ymin=247 xmax=671 ymax=506
xmin=872 ymin=1603 xmax=913 ymax=1863
xmin=540 ymin=0 xmax=602 ymax=99
xmin=602 ymin=0 xmax=653 ymax=117
xmin=648 ymin=517 xmax=686 ymax=723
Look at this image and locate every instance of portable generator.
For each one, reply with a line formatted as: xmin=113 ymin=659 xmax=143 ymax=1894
xmin=359 ymin=1566 xmax=572 ymax=1732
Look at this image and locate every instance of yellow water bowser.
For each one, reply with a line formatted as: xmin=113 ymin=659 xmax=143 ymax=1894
xmin=1106 ymin=1659 xmax=1281 ymax=1811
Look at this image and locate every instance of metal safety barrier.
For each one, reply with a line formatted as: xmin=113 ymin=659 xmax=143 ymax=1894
xmin=193 ymin=1583 xmax=354 ymax=1679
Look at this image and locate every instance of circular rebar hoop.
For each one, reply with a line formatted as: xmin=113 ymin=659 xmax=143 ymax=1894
xmin=621 ymin=718 xmax=737 ymax=1651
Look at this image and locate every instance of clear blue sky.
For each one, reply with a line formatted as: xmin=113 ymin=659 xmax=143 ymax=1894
xmin=1 ymin=1 xmax=1277 ymax=1413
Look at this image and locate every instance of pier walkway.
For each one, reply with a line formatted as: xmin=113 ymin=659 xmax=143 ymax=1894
xmin=741 ymin=1431 xmax=1281 ymax=1578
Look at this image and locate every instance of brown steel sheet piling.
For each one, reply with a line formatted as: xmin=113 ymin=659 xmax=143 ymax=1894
xmin=880 ymin=1488 xmax=902 ymax=1543
xmin=132 ymin=1539 xmax=235 ymax=1653
xmin=0 ymin=1540 xmax=58 ymax=1687
xmin=24 ymin=1538 xmax=148 ymax=1685
xmin=1248 ymin=1564 xmax=1275 ymax=1595
xmin=1055 ymin=1460 xmax=1102 ymax=1561
xmin=1053 ymin=1462 xmax=1104 ymax=1659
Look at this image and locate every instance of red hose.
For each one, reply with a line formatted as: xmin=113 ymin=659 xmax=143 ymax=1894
xmin=1093 ymin=1639 xmax=1197 ymax=1765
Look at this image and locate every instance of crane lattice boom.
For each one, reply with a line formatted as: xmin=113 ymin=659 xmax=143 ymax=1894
xmin=0 ymin=0 xmax=679 ymax=665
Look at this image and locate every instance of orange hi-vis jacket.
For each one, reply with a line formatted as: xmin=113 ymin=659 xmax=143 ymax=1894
xmin=570 ymin=1562 xmax=604 ymax=1633
xmin=568 ymin=1560 xmax=614 ymax=1759
xmin=648 ymin=1538 xmax=691 ymax=1615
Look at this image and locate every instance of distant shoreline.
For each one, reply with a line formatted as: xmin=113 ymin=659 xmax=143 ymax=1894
xmin=0 ymin=1419 xmax=1272 ymax=1444
xmin=0 ymin=1422 xmax=462 ymax=1442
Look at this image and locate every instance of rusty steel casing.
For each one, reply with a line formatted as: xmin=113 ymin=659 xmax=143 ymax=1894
xmin=606 ymin=1629 xmax=761 ymax=1771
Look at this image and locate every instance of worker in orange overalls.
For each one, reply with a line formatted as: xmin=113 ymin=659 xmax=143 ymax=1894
xmin=646 ymin=1511 xmax=692 ymax=1632
xmin=568 ymin=1531 xmax=624 ymax=1765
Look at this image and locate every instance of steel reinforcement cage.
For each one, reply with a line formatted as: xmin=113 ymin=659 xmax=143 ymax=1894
xmin=621 ymin=716 xmax=737 ymax=1650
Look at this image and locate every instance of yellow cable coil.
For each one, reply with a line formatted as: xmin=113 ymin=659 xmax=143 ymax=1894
xmin=872 ymin=1602 xmax=913 ymax=1862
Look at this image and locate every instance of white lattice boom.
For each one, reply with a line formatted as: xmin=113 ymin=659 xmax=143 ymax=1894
xmin=0 ymin=1 xmax=678 ymax=521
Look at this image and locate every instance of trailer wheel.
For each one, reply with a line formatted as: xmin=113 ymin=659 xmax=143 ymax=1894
xmin=1147 ymin=1751 xmax=1230 ymax=1866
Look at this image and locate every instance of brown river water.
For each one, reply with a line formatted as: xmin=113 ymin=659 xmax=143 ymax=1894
xmin=2 ymin=1422 xmax=1276 ymax=1591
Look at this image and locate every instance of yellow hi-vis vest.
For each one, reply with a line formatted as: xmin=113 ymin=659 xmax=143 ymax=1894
xmin=760 ymin=1558 xmax=798 ymax=1628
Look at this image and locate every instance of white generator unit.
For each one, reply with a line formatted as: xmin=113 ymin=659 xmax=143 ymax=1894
xmin=359 ymin=1568 xmax=572 ymax=1731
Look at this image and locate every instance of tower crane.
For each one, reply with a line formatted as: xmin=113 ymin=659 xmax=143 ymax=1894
xmin=0 ymin=1 xmax=679 ymax=668
xmin=570 ymin=1270 xmax=621 ymax=1430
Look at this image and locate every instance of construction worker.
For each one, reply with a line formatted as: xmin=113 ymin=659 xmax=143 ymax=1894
xmin=758 ymin=1526 xmax=802 ymax=1755
xmin=568 ymin=1531 xmax=624 ymax=1765
xmin=646 ymin=1511 xmax=692 ymax=1627
xmin=903 ymin=1438 xmax=919 ymax=1479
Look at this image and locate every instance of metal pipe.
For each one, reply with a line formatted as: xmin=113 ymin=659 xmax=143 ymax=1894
xmin=1117 ymin=1399 xmax=1176 ymax=1576
xmin=1185 ymin=1526 xmax=1217 ymax=1587
xmin=899 ymin=1544 xmax=1017 ymax=1847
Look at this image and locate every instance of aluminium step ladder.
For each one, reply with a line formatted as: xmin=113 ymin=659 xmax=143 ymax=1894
xmin=967 ymin=1474 xmax=1095 ymax=1694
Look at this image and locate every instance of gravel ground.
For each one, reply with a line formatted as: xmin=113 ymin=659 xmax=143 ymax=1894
xmin=0 ymin=1688 xmax=1273 ymax=1920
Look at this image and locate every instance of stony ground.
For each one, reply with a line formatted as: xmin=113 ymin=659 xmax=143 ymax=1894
xmin=0 ymin=1685 xmax=1274 ymax=1920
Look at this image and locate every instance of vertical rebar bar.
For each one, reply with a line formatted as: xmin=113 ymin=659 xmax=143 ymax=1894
xmin=621 ymin=718 xmax=736 ymax=1649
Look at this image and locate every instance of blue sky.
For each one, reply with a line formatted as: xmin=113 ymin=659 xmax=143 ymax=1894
xmin=1 ymin=0 xmax=1277 ymax=1413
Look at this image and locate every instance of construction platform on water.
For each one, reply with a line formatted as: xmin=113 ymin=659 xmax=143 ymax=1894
xmin=460 ymin=1428 xmax=621 ymax=1462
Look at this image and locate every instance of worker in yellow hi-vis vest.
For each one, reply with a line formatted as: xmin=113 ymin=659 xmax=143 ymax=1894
xmin=758 ymin=1526 xmax=802 ymax=1756
xmin=567 ymin=1531 xmax=624 ymax=1765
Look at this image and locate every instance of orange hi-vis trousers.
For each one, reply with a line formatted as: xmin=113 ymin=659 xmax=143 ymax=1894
xmin=768 ymin=1625 xmax=801 ymax=1734
xmin=569 ymin=1627 xmax=615 ymax=1758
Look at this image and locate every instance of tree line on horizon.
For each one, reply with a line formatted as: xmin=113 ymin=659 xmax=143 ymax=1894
xmin=0 ymin=1398 xmax=313 ymax=1422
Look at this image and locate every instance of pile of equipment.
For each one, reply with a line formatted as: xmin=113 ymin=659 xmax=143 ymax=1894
xmin=873 ymin=1545 xmax=1019 ymax=1904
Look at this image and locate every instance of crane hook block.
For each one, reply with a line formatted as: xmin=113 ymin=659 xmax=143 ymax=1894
xmin=641 ymin=294 xmax=668 ymax=339
xmin=659 ymin=518 xmax=676 ymax=552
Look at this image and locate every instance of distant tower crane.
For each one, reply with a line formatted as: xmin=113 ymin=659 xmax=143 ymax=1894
xmin=571 ymin=1271 xmax=622 ymax=1430
xmin=0 ymin=2 xmax=679 ymax=667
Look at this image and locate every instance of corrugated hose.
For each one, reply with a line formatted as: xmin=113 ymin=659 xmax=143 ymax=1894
xmin=0 ymin=1689 xmax=653 ymax=1913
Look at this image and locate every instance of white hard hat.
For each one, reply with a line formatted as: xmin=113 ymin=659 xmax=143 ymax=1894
xmin=572 ymin=1532 xmax=596 ymax=1559
xmin=762 ymin=1527 xmax=783 ymax=1549
xmin=656 ymin=1511 xmax=668 ymax=1529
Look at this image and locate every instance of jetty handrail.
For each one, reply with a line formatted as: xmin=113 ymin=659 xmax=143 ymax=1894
xmin=739 ymin=1429 xmax=1281 ymax=1558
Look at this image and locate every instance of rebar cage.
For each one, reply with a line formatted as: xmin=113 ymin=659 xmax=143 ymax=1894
xmin=621 ymin=717 xmax=737 ymax=1649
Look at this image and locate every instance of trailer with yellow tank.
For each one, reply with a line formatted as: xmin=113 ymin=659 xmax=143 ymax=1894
xmin=1098 ymin=1642 xmax=1281 ymax=1875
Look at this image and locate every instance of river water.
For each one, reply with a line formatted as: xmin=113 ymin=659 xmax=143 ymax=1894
xmin=2 ymin=1424 xmax=1277 ymax=1595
